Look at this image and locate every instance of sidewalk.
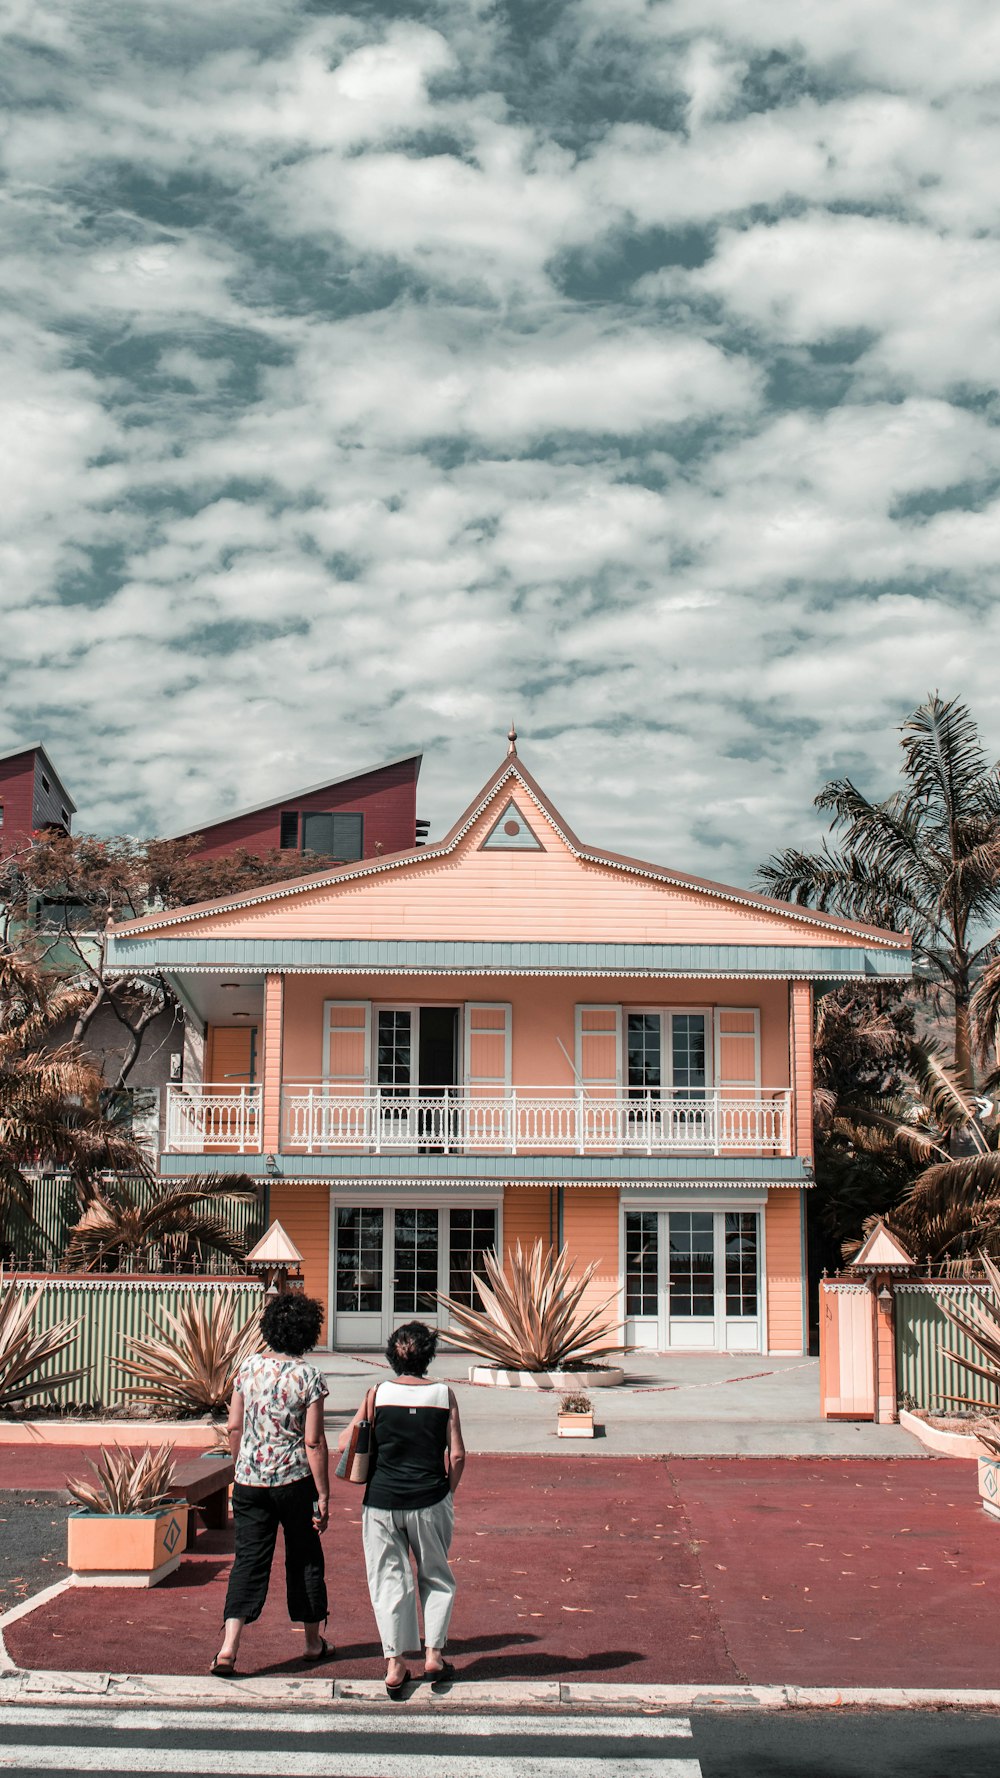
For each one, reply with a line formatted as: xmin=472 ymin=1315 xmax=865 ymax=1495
xmin=319 ymin=1350 xmax=922 ymax=1457
xmin=3 ymin=1455 xmax=994 ymax=1692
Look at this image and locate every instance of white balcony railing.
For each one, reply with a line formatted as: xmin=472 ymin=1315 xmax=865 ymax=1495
xmin=166 ymin=1084 xmax=262 ymax=1153
xmin=279 ymin=1084 xmax=792 ymax=1157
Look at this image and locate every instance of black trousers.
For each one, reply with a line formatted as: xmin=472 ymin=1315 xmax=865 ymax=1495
xmin=224 ymin=1477 xmax=328 ymax=1627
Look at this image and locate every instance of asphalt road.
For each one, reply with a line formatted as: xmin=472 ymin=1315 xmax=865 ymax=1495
xmin=1 ymin=1704 xmax=999 ymax=1778
xmin=0 ymin=1491 xmax=67 ymax=1616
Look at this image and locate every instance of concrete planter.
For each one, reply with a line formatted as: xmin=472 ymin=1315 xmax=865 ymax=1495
xmin=1 ymin=1420 xmax=219 ymax=1448
xmin=470 ymin=1366 xmax=624 ymax=1390
xmin=978 ymin=1458 xmax=1000 ymax=1521
xmin=898 ymin=1409 xmax=993 ymax=1459
xmin=557 ymin=1412 xmax=595 ymax=1438
xmin=67 ymin=1499 xmax=189 ymax=1587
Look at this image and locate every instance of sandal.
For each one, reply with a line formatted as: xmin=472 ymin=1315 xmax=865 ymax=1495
xmin=385 ymin=1667 xmax=411 ymax=1701
xmin=425 ymin=1659 xmax=455 ymax=1688
xmin=303 ymin=1636 xmax=334 ymax=1664
xmin=210 ymin=1654 xmax=238 ymax=1678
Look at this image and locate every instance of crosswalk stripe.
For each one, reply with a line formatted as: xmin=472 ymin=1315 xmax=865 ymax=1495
xmin=0 ymin=1746 xmax=701 ymax=1778
xmin=0 ymin=1706 xmax=693 ymax=1740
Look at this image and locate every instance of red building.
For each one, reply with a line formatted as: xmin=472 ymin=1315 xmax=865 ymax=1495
xmin=169 ymin=753 xmax=425 ymax=864
xmin=0 ymin=744 xmax=75 ymax=854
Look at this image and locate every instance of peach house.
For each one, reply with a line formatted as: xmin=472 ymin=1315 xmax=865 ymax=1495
xmin=107 ymin=741 xmax=911 ymax=1356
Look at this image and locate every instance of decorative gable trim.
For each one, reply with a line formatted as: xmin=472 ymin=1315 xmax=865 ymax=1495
xmin=480 ymin=797 xmax=545 ymax=851
xmin=110 ymin=756 xmax=909 ymax=952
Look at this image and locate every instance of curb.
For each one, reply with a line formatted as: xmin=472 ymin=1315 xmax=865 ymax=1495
xmin=2 ymin=1669 xmax=1000 ymax=1714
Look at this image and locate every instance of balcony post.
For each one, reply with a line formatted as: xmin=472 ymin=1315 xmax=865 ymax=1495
xmin=789 ymin=981 xmax=814 ymax=1160
xmin=261 ymin=972 xmax=283 ymax=1155
xmin=510 ymin=1085 xmax=518 ymax=1155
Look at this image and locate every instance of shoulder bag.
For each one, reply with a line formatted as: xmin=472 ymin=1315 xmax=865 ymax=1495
xmin=335 ymin=1386 xmax=377 ymax=1485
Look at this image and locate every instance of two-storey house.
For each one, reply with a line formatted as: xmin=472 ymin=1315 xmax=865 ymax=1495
xmin=106 ymin=740 xmax=911 ymax=1356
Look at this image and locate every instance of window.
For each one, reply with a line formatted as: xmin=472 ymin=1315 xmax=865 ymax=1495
xmin=668 ymin=1211 xmax=715 ymax=1317
xmin=626 ymin=1011 xmax=707 ymax=1099
xmin=335 ymin=1207 xmax=384 ymax=1313
xmin=0 ymin=804 xmax=4 ymax=828
xmin=40 ymin=773 xmax=50 ymax=793
xmin=279 ymin=811 xmax=298 ymax=849
xmin=448 ymin=1208 xmax=497 ymax=1307
xmin=724 ymin=1212 xmax=758 ymax=1316
xmin=301 ymin=811 xmax=363 ymax=861
xmin=393 ymin=1206 xmax=439 ymax=1314
xmin=60 ymin=807 xmax=69 ymax=826
xmin=626 ymin=1014 xmax=661 ymax=1098
xmin=376 ymin=1009 xmax=412 ymax=1098
xmin=625 ymin=1211 xmax=658 ymax=1316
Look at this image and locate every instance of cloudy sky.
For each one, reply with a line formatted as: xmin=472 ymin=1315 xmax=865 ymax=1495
xmin=3 ymin=1 xmax=999 ymax=883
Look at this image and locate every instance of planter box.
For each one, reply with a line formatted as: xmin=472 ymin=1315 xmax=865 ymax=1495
xmin=67 ymin=1499 xmax=189 ymax=1587
xmin=557 ymin=1413 xmax=595 ymax=1438
xmin=979 ymin=1458 xmax=1000 ymax=1521
xmin=0 ymin=1420 xmax=220 ymax=1448
xmin=470 ymin=1366 xmax=624 ymax=1390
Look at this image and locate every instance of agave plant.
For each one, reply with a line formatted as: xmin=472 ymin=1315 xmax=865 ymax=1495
xmin=435 ymin=1239 xmax=622 ymax=1371
xmin=0 ymin=1280 xmax=86 ymax=1411
xmin=116 ymin=1292 xmax=264 ymax=1415
xmin=67 ymin=1442 xmax=177 ymax=1515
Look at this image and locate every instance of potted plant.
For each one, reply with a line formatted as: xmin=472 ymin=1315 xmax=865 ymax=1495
xmin=557 ymin=1392 xmax=594 ymax=1438
xmin=66 ymin=1442 xmax=189 ymax=1586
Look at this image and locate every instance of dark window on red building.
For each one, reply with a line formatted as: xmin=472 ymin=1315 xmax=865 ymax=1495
xmin=279 ymin=811 xmax=299 ymax=849
xmin=301 ymin=811 xmax=363 ymax=860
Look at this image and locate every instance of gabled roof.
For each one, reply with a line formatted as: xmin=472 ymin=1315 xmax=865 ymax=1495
xmin=164 ymin=751 xmax=422 ymax=840
xmin=847 ymin=1219 xmax=918 ymax=1271
xmin=0 ymin=743 xmax=77 ymax=811
xmin=246 ymin=1220 xmax=304 ymax=1265
xmin=111 ymin=753 xmax=910 ymax=950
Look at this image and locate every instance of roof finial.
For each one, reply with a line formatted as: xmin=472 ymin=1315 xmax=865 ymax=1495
xmin=506 ymin=719 xmax=518 ymax=758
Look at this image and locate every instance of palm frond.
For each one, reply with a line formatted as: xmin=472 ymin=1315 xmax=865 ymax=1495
xmin=116 ymin=1295 xmax=263 ymax=1414
xmin=66 ymin=1443 xmax=178 ymax=1515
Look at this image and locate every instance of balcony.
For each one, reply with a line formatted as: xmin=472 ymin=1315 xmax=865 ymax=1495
xmin=165 ymin=1083 xmax=791 ymax=1157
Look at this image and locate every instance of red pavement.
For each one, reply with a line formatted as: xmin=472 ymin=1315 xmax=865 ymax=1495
xmin=3 ymin=1455 xmax=996 ymax=1690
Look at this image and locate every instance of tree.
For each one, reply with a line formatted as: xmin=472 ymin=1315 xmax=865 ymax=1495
xmin=63 ymin=1175 xmax=257 ymax=1273
xmin=758 ymin=694 xmax=1000 ymax=1088
xmin=0 ymin=832 xmax=326 ymax=1086
xmin=0 ymin=949 xmax=145 ymax=1229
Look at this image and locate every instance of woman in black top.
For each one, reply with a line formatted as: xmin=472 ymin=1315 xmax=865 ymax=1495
xmin=339 ymin=1320 xmax=465 ymax=1698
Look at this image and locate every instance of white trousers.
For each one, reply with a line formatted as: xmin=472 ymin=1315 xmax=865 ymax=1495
xmin=362 ymin=1496 xmax=456 ymax=1657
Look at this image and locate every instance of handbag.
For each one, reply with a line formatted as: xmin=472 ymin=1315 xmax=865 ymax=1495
xmin=335 ymin=1386 xmax=376 ymax=1485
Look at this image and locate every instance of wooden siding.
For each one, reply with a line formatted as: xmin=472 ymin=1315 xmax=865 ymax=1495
xmin=261 ymin=973 xmax=284 ymax=1151
xmin=177 ymin=793 xmax=881 ymax=949
xmin=502 ymin=1187 xmax=553 ymax=1262
xmin=790 ymin=981 xmax=814 ymax=1159
xmin=0 ymin=750 xmax=43 ymax=853
xmin=560 ymin=1188 xmax=620 ymax=1330
xmin=267 ymin=1180 xmax=331 ymax=1333
xmin=281 ymin=974 xmax=791 ymax=1092
xmin=182 ymin=758 xmax=419 ymax=862
xmin=765 ymin=1188 xmax=805 ymax=1354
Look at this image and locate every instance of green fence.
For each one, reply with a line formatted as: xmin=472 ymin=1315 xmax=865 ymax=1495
xmin=895 ymin=1281 xmax=1000 ymax=1413
xmin=4 ymin=1173 xmax=265 ymax=1272
xmin=6 ymin=1276 xmax=263 ymax=1411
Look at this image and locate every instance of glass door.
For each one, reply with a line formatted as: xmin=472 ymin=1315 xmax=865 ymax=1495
xmin=623 ymin=1208 xmax=761 ymax=1351
xmin=393 ymin=1206 xmax=441 ymax=1321
xmin=333 ymin=1206 xmax=385 ymax=1348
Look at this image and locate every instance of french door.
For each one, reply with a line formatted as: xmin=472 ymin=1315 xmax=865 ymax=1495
xmin=331 ymin=1202 xmax=498 ymax=1348
xmin=623 ymin=1208 xmax=761 ymax=1352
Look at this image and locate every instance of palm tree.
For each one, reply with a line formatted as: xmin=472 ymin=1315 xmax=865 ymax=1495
xmin=758 ymin=694 xmax=1000 ymax=1088
xmin=63 ymin=1176 xmax=257 ymax=1273
xmin=0 ymin=949 xmax=145 ymax=1230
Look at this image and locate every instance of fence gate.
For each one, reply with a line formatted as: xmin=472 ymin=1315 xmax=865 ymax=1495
xmin=819 ymin=1279 xmax=875 ymax=1419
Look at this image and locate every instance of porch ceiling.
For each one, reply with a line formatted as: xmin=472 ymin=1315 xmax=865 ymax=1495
xmin=168 ymin=971 xmax=265 ymax=1026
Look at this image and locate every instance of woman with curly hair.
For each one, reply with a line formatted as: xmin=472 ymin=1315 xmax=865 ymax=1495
xmin=339 ymin=1319 xmax=466 ymax=1699
xmin=212 ymin=1293 xmax=331 ymax=1677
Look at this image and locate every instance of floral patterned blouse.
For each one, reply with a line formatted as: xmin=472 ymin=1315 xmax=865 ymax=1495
xmin=234 ymin=1353 xmax=328 ymax=1487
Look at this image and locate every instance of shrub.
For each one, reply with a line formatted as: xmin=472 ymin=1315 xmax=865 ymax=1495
xmin=116 ymin=1293 xmax=264 ymax=1416
xmin=0 ymin=1282 xmax=85 ymax=1412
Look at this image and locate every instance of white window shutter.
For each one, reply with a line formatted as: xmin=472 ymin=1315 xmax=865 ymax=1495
xmin=323 ymin=1001 xmax=372 ymax=1086
xmin=463 ymin=1003 xmax=512 ymax=1093
xmin=575 ymin=1004 xmax=621 ymax=1098
xmin=713 ymin=1008 xmax=760 ymax=1096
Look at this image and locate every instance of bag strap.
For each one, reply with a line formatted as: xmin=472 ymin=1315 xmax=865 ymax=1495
xmin=361 ymin=1385 xmax=377 ymax=1422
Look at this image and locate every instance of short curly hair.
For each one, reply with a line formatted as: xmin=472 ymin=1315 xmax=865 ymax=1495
xmin=261 ymin=1292 xmax=324 ymax=1357
xmin=386 ymin=1320 xmax=438 ymax=1377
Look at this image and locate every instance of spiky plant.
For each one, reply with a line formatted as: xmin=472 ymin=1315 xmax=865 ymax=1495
xmin=67 ymin=1442 xmax=178 ymax=1515
xmin=0 ymin=1281 xmax=86 ymax=1411
xmin=63 ymin=1175 xmax=255 ymax=1272
xmin=435 ymin=1239 xmax=621 ymax=1371
xmin=116 ymin=1293 xmax=264 ymax=1415
xmin=935 ymin=1250 xmax=1000 ymax=1412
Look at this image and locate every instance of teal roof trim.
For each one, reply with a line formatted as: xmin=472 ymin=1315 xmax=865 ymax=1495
xmin=160 ymin=1153 xmax=811 ymax=1185
xmin=109 ymin=936 xmax=910 ymax=979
